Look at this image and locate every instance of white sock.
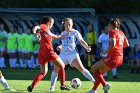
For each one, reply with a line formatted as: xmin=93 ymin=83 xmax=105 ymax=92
xmin=82 ymin=69 xmax=95 ymax=83
xmin=19 ymin=58 xmax=24 ymax=68
xmin=9 ymin=59 xmax=12 ymax=68
xmin=112 ymin=68 xmax=117 ymax=76
xmin=0 ymin=57 xmax=5 ymax=68
xmin=0 ymin=76 xmax=9 ymax=89
xmin=31 ymin=56 xmax=34 ymax=63
xmin=50 ymin=71 xmax=58 ymax=88
xmin=13 ymin=59 xmax=17 ymax=68
xmin=27 ymin=59 xmax=34 ymax=68
xmin=104 ymin=72 xmax=108 ymax=77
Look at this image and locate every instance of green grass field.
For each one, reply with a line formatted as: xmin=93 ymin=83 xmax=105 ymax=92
xmin=0 ymin=68 xmax=140 ymax=93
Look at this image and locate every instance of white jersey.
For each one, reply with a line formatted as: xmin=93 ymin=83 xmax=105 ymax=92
xmin=60 ymin=29 xmax=83 ymax=55
xmin=98 ymin=33 xmax=109 ymax=57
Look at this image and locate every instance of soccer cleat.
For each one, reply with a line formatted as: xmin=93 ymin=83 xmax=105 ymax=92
xmin=60 ymin=85 xmax=71 ymax=91
xmin=27 ymin=86 xmax=33 ymax=92
xmin=48 ymin=86 xmax=55 ymax=92
xmin=103 ymin=83 xmax=111 ymax=92
xmin=86 ymin=90 xmax=96 ymax=93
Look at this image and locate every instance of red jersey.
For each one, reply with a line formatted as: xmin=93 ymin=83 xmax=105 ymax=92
xmin=108 ymin=30 xmax=128 ymax=57
xmin=39 ymin=24 xmax=53 ymax=52
xmin=38 ymin=24 xmax=58 ymax=64
xmin=101 ymin=30 xmax=128 ymax=69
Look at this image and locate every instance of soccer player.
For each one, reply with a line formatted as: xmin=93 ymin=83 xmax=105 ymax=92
xmin=48 ymin=18 xmax=95 ymax=92
xmin=98 ymin=26 xmax=118 ymax=79
xmin=86 ymin=18 xmax=129 ymax=93
xmin=24 ymin=28 xmax=34 ymax=69
xmin=0 ymin=24 xmax=7 ymax=68
xmin=17 ymin=27 xmax=26 ymax=68
xmin=7 ymin=26 xmax=18 ymax=68
xmin=27 ymin=16 xmax=70 ymax=92
xmin=33 ymin=34 xmax=40 ymax=68
xmin=86 ymin=24 xmax=97 ymax=68
xmin=0 ymin=70 xmax=16 ymax=91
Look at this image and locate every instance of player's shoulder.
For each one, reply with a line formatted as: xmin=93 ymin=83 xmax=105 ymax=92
xmin=61 ymin=31 xmax=66 ymax=35
xmin=119 ymin=30 xmax=125 ymax=35
xmin=72 ymin=29 xmax=80 ymax=34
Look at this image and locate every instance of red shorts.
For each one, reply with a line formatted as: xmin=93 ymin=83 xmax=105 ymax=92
xmin=38 ymin=50 xmax=58 ymax=64
xmin=101 ymin=55 xmax=123 ymax=69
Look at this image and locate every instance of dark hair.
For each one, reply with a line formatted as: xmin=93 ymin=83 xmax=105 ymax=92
xmin=108 ymin=18 xmax=120 ymax=29
xmin=40 ymin=16 xmax=54 ymax=24
xmin=61 ymin=20 xmax=65 ymax=31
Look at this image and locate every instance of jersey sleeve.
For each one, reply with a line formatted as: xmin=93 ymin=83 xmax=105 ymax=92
xmin=109 ymin=31 xmax=116 ymax=39
xmin=98 ymin=34 xmax=102 ymax=43
xmin=75 ymin=30 xmax=83 ymax=41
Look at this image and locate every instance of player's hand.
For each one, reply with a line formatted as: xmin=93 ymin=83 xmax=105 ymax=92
xmin=86 ymin=46 xmax=91 ymax=52
xmin=100 ymin=51 xmax=106 ymax=56
xmin=56 ymin=45 xmax=62 ymax=51
xmin=33 ymin=26 xmax=41 ymax=34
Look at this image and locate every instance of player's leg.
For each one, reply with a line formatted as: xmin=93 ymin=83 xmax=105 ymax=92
xmin=104 ymin=72 xmax=108 ymax=79
xmin=136 ymin=59 xmax=140 ymax=73
xmin=49 ymin=65 xmax=59 ymax=92
xmin=112 ymin=68 xmax=117 ymax=79
xmin=0 ymin=71 xmax=9 ymax=89
xmin=52 ymin=57 xmax=70 ymax=90
xmin=87 ymin=60 xmax=111 ymax=93
xmin=70 ymin=53 xmax=95 ymax=83
xmin=0 ymin=48 xmax=5 ymax=68
xmin=27 ymin=63 xmax=48 ymax=92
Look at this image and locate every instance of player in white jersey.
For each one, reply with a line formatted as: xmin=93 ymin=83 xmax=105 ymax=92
xmin=48 ymin=18 xmax=95 ymax=92
xmin=98 ymin=26 xmax=117 ymax=79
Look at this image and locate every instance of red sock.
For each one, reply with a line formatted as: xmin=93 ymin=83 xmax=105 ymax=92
xmin=94 ymin=71 xmax=106 ymax=87
xmin=58 ymin=68 xmax=65 ymax=86
xmin=93 ymin=78 xmax=100 ymax=90
xmin=31 ymin=72 xmax=44 ymax=89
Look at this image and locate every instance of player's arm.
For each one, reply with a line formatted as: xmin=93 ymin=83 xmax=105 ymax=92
xmin=76 ymin=30 xmax=91 ymax=52
xmin=33 ymin=26 xmax=41 ymax=35
xmin=123 ymin=36 xmax=129 ymax=48
xmin=105 ymin=38 xmax=115 ymax=53
xmin=79 ymin=39 xmax=91 ymax=52
xmin=51 ymin=32 xmax=69 ymax=39
xmin=56 ymin=45 xmax=62 ymax=51
xmin=98 ymin=42 xmax=104 ymax=53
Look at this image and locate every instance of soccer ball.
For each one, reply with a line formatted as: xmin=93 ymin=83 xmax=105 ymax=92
xmin=70 ymin=78 xmax=82 ymax=89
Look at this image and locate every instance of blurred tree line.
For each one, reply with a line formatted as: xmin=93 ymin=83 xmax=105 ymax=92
xmin=0 ymin=0 xmax=140 ymax=14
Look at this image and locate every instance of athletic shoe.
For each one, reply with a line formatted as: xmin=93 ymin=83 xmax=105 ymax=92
xmin=103 ymin=83 xmax=111 ymax=92
xmin=27 ymin=86 xmax=33 ymax=92
xmin=60 ymin=85 xmax=71 ymax=91
xmin=86 ymin=90 xmax=96 ymax=93
xmin=48 ymin=86 xmax=55 ymax=92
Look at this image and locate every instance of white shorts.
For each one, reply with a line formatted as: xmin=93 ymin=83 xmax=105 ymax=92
xmin=59 ymin=52 xmax=80 ymax=66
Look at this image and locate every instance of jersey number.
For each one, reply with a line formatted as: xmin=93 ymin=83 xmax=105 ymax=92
xmin=119 ymin=35 xmax=124 ymax=45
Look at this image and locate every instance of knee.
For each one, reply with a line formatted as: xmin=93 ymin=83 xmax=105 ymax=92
xmin=59 ymin=63 xmax=65 ymax=69
xmin=91 ymin=66 xmax=95 ymax=73
xmin=40 ymin=70 xmax=47 ymax=76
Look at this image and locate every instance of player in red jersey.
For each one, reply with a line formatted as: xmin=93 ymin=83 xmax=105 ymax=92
xmin=86 ymin=18 xmax=129 ymax=93
xmin=27 ymin=16 xmax=70 ymax=92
